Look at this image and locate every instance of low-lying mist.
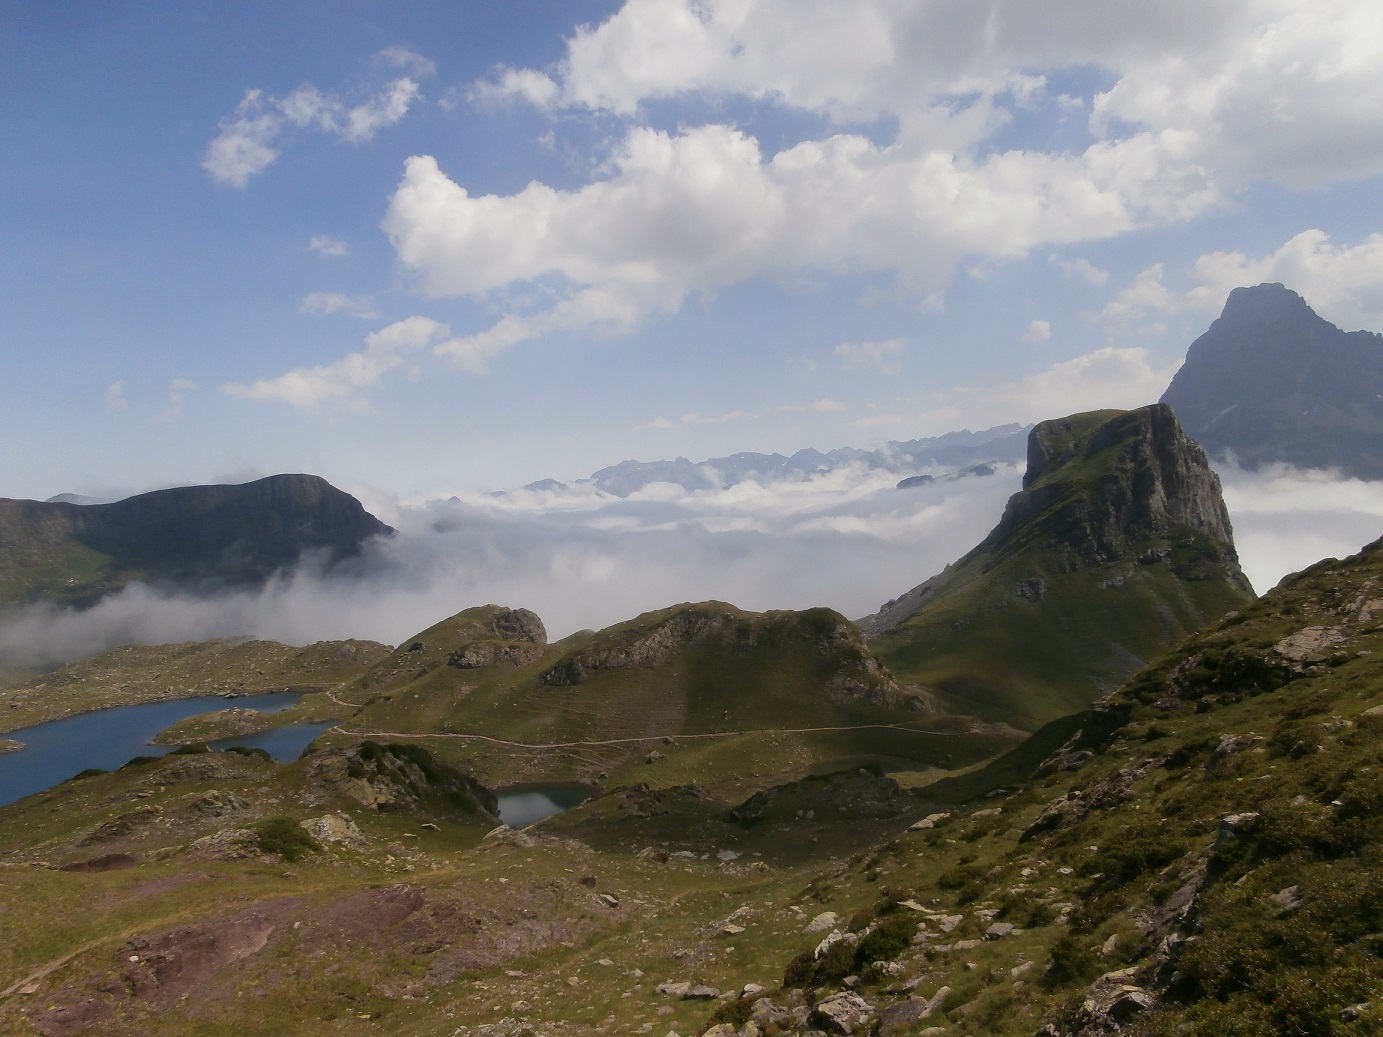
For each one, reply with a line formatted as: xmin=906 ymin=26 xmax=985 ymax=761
xmin=3 ymin=461 xmax=1381 ymax=674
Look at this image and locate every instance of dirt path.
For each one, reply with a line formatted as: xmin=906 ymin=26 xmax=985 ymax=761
xmin=335 ymin=721 xmax=975 ymax=751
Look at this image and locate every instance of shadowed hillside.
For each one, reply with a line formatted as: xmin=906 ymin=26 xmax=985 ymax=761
xmin=0 ymin=474 xmax=393 ymax=608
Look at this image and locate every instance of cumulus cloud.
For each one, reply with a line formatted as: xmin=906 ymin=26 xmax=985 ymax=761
xmin=299 ymin=292 xmax=380 ymax=319
xmin=924 ymin=347 xmax=1181 ymax=432
xmin=203 ymin=51 xmax=432 ymax=186
xmin=223 ymin=316 xmax=447 ymax=407
xmin=384 ymin=117 xmax=1205 ymax=367
xmin=487 ymin=0 xmax=1383 ymax=190
xmin=1103 ymin=230 xmax=1383 ymax=332
xmin=1023 ymin=319 xmax=1052 ymax=343
xmin=406 ymin=1 xmax=1383 ymax=368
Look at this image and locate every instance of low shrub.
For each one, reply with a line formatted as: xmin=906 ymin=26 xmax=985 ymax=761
xmin=254 ymin=816 xmax=320 ymax=862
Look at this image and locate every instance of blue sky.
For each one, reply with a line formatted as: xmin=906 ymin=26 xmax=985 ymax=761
xmin=5 ymin=0 xmax=1383 ymax=503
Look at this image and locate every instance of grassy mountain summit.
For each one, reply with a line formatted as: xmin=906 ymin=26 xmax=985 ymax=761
xmin=0 ymin=474 xmax=393 ymax=609
xmin=324 ymin=601 xmax=1006 ymax=798
xmin=863 ymin=405 xmax=1254 ymax=728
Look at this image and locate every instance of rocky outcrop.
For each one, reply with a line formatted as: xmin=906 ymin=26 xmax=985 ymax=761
xmin=1162 ymin=282 xmax=1383 ymax=478
xmin=308 ymin=743 xmax=497 ymax=817
xmin=539 ymin=603 xmax=904 ymax=706
xmin=984 ymin=404 xmax=1244 ymax=577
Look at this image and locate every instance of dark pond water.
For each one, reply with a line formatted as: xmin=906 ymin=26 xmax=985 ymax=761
xmin=0 ymin=693 xmax=329 ymax=808
xmin=494 ymin=783 xmax=593 ymax=827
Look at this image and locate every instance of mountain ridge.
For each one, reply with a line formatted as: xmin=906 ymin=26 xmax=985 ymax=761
xmin=0 ymin=473 xmax=393 ymax=608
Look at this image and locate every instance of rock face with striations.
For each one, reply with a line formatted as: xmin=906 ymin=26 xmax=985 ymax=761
xmin=1161 ymin=282 xmax=1383 ymax=478
xmin=0 ymin=474 xmax=393 ymax=607
xmin=861 ymin=405 xmax=1254 ymax=728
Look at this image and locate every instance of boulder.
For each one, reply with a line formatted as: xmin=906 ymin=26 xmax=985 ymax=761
xmin=809 ymin=991 xmax=874 ymax=1035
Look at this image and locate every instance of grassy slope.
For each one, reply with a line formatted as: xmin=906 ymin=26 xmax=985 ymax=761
xmin=1 ymin=541 xmax=1380 ymax=1035
xmin=323 ymin=601 xmax=1013 ymax=798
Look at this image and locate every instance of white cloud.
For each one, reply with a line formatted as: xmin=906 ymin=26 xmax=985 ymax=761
xmin=223 ymin=316 xmax=448 ymax=407
xmin=106 ymin=381 xmax=129 ymax=413
xmin=1103 ymin=230 xmax=1383 ymax=332
xmin=203 ymin=56 xmax=431 ymax=186
xmin=1050 ymin=255 xmax=1109 ymax=285
xmin=153 ymin=379 xmax=197 ymax=423
xmin=299 ymin=292 xmax=380 ymax=319
xmin=387 ymin=87 xmax=1231 ymax=366
xmin=1023 ymin=319 xmax=1052 ymax=343
xmin=925 ymin=347 xmax=1181 ymax=432
xmin=376 ymin=47 xmax=436 ymax=79
xmin=1217 ymin=461 xmax=1383 ymax=594
xmin=0 ymin=463 xmax=1024 ymax=669
xmin=422 ymin=1 xmax=1383 ymax=369
xmin=487 ymin=0 xmax=1383 ymax=190
xmin=202 ymin=89 xmax=280 ymax=188
xmin=835 ymin=338 xmax=905 ymax=374
xmin=308 ymin=235 xmax=350 ymax=257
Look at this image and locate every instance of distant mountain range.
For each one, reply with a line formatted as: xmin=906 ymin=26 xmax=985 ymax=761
xmin=0 ymin=474 xmax=392 ymax=608
xmin=1162 ymin=282 xmax=1383 ymax=478
xmin=520 ymin=424 xmax=1030 ymax=497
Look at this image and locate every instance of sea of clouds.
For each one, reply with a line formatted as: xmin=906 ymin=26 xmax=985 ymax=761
xmin=3 ymin=461 xmax=1382 ymax=673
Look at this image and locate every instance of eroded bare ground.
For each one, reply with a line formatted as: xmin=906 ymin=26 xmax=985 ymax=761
xmin=20 ymin=860 xmax=627 ymax=1036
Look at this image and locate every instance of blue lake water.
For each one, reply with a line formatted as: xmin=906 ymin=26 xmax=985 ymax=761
xmin=0 ymin=693 xmax=330 ymax=808
xmin=495 ymin=783 xmax=593 ymax=827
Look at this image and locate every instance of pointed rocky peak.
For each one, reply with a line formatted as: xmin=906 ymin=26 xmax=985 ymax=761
xmin=1161 ymin=283 xmax=1383 ymax=477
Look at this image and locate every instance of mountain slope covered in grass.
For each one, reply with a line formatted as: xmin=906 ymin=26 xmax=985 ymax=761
xmin=863 ymin=405 xmax=1255 ymax=728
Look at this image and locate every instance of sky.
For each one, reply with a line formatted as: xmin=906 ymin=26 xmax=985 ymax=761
xmin=5 ymin=1 xmax=1383 ymax=660
xmin=4 ymin=0 xmax=1383 ymax=504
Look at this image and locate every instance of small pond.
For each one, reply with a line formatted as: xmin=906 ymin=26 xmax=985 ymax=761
xmin=0 ymin=692 xmax=328 ymax=808
xmin=494 ymin=783 xmax=594 ymax=827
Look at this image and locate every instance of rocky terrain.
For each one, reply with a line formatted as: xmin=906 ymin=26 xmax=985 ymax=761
xmin=1 ymin=392 xmax=1380 ymax=1037
xmin=1162 ymin=282 xmax=1383 ymax=478
xmin=2 ymin=527 xmax=1381 ymax=1036
xmin=861 ymin=405 xmax=1254 ymax=727
xmin=0 ymin=474 xmax=393 ymax=609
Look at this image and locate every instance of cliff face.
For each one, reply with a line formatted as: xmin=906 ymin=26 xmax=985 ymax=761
xmin=0 ymin=474 xmax=393 ymax=607
xmin=1161 ymin=282 xmax=1383 ymax=477
xmin=862 ymin=406 xmax=1255 ymax=728
xmin=980 ymin=404 xmax=1246 ymax=582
